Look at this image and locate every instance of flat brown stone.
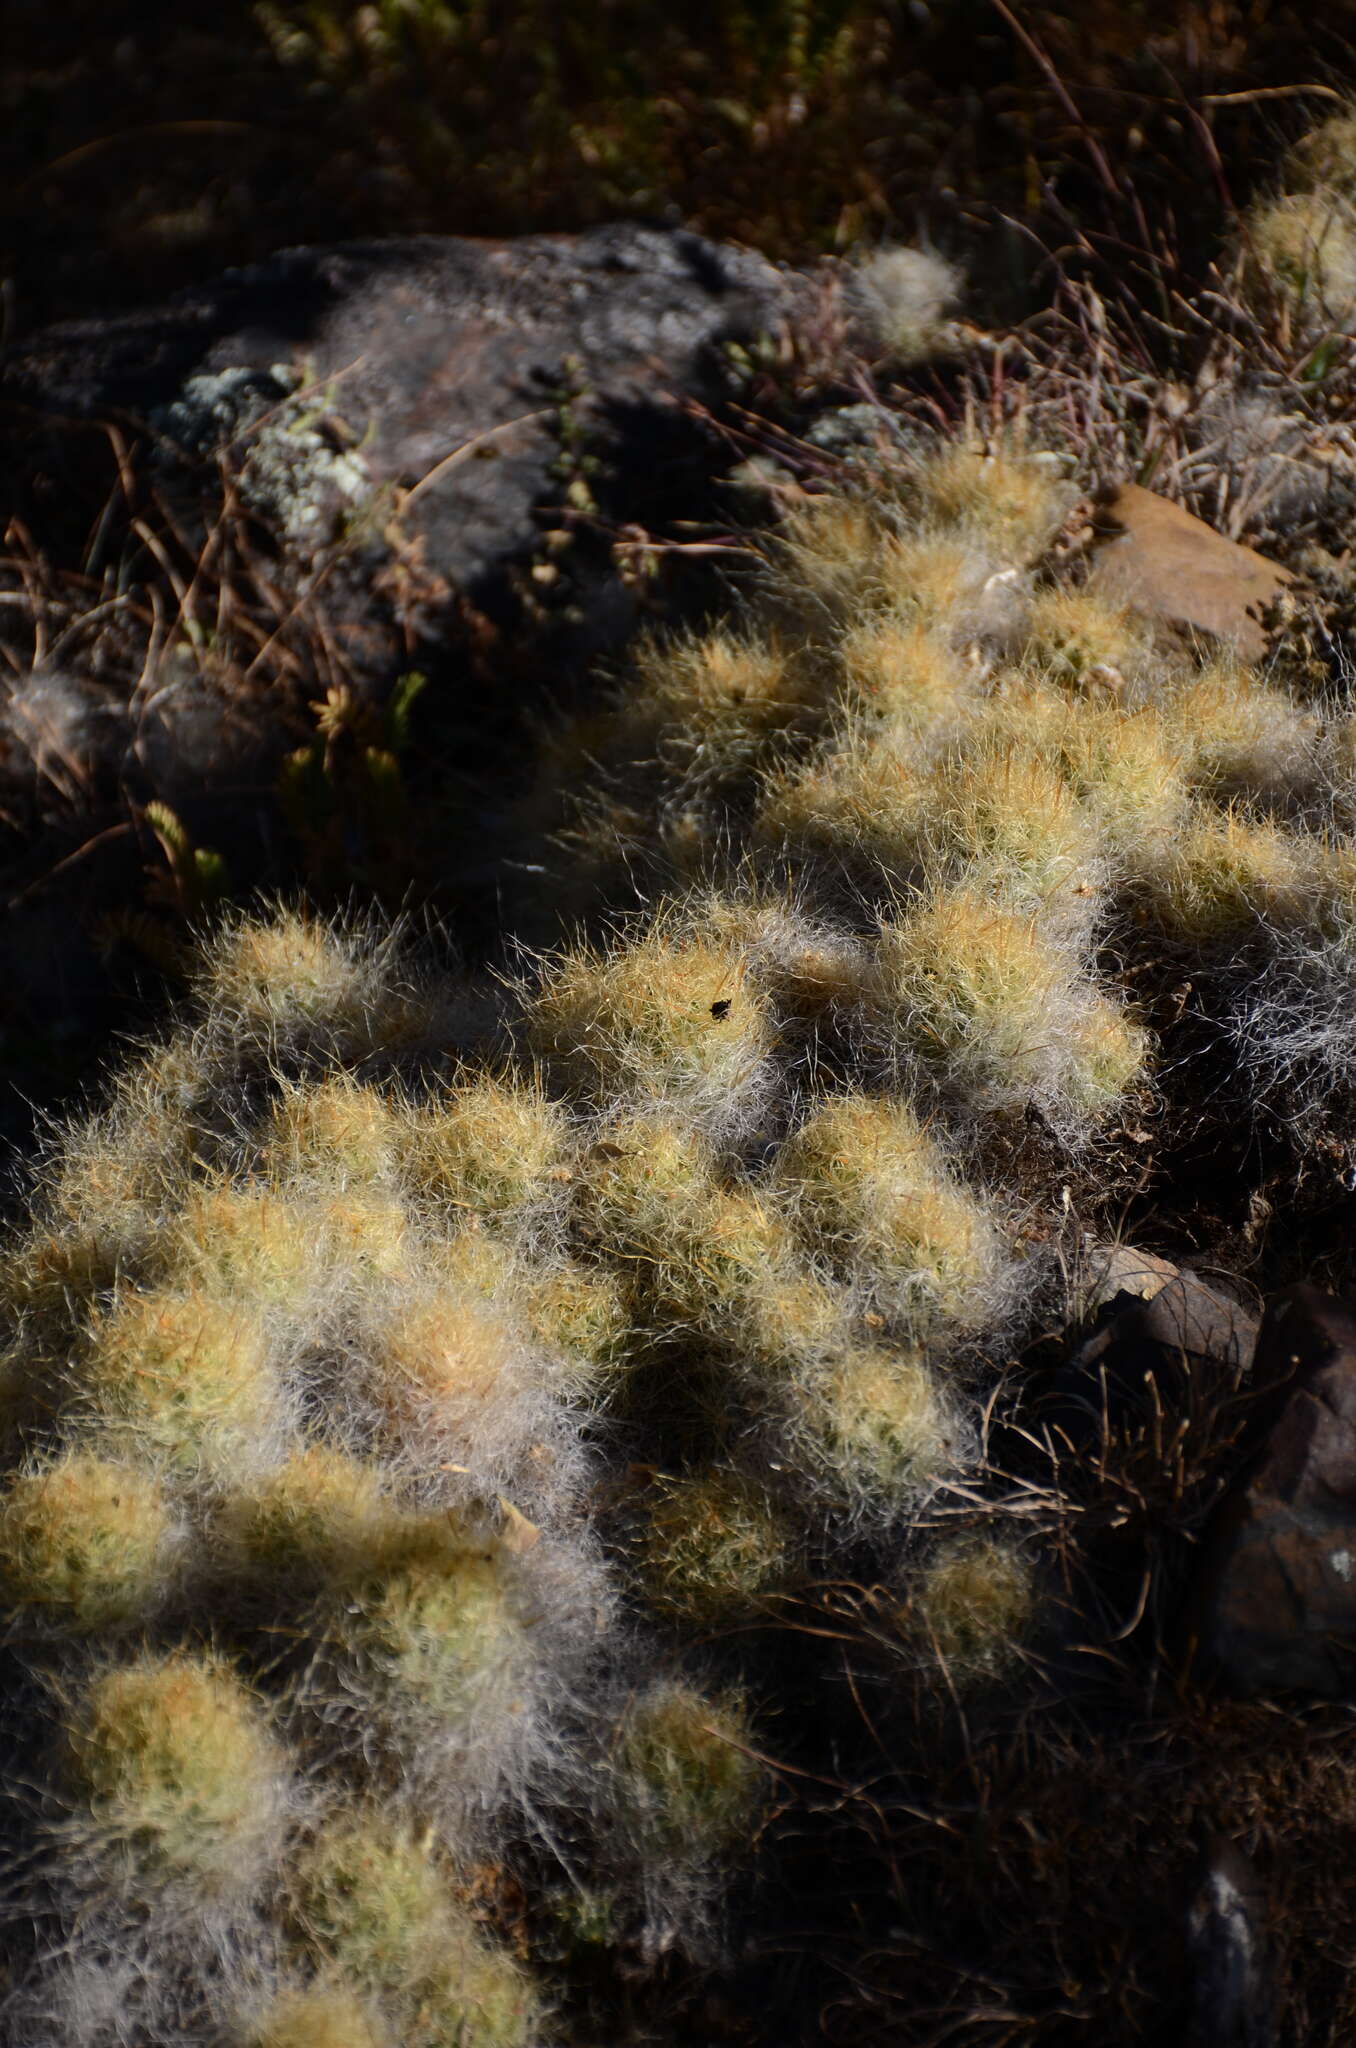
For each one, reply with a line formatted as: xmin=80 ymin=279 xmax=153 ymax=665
xmin=1088 ymin=483 xmax=1293 ymax=663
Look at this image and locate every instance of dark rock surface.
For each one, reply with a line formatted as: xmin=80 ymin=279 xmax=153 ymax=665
xmin=1 ymin=225 xmax=802 ymax=608
xmin=0 ymin=226 xmax=810 ymax=1120
xmin=1193 ymin=1285 xmax=1356 ymax=1696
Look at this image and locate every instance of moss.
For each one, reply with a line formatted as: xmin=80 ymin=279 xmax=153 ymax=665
xmin=1163 ymin=660 xmax=1317 ymax=803
xmin=776 ymin=495 xmax=891 ymax=616
xmin=756 ymin=727 xmax=930 ymax=879
xmin=404 ymin=1943 xmax=539 ymax=2048
xmin=1245 ymin=189 xmax=1356 ymax=323
xmin=921 ymin=739 xmax=1102 ymax=916
xmin=835 ymin=613 xmax=971 ymax=735
xmin=1286 ymin=110 xmax=1356 ymax=198
xmin=579 ymin=1113 xmax=793 ymax=1332
xmin=878 ymin=530 xmax=1005 ymax=632
xmin=201 ymin=911 xmax=386 ymax=1042
xmin=290 ymin=1812 xmax=451 ymax=1990
xmin=161 ymin=1184 xmax=316 ymax=1310
xmin=1011 ymin=687 xmax=1188 ymax=859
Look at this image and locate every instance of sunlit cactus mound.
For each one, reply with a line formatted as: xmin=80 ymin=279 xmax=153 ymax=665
xmin=2 ymin=403 xmax=1353 ymax=2043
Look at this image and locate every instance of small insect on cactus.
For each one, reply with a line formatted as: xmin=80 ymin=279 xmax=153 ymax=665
xmin=526 ymin=920 xmax=775 ymax=1139
xmin=57 ymin=1648 xmax=292 ymax=1912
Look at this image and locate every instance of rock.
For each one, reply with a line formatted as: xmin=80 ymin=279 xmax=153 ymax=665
xmin=1087 ymin=483 xmax=1293 ymax=663
xmin=0 ymin=225 xmax=807 ymax=1067
xmin=1193 ymin=1284 xmax=1356 ymax=1696
xmin=1 ymin=225 xmax=801 ymax=616
xmin=1047 ymin=1270 xmax=1259 ymax=1451
xmin=1184 ymin=1836 xmax=1275 ymax=2048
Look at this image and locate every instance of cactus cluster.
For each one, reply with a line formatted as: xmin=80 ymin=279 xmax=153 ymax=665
xmin=2 ymin=417 xmax=1351 ymax=2041
xmin=0 ymin=912 xmax=775 ymax=2042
